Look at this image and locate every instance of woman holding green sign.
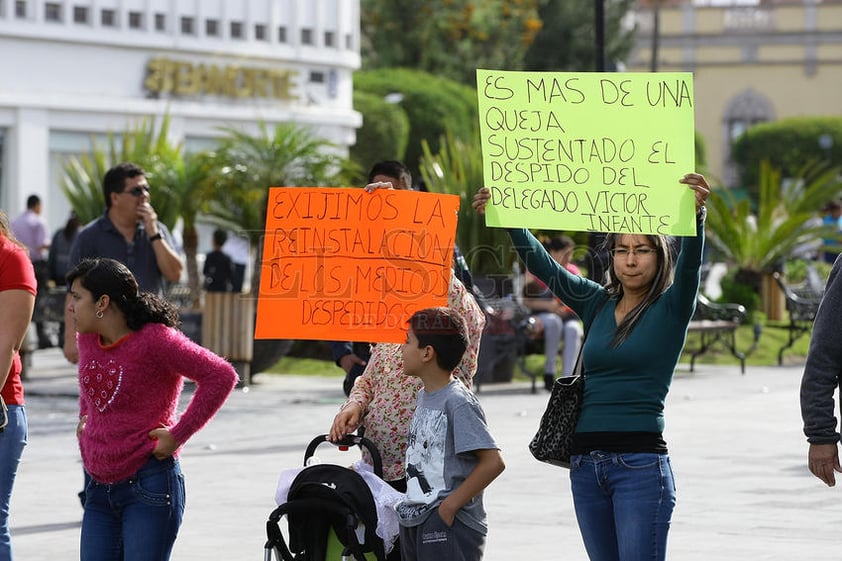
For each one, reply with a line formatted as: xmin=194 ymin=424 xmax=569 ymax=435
xmin=473 ymin=172 xmax=711 ymax=561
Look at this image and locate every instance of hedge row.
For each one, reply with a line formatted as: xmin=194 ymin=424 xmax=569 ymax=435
xmin=733 ymin=116 xmax=842 ymax=189
xmin=352 ymin=68 xmax=478 ymax=181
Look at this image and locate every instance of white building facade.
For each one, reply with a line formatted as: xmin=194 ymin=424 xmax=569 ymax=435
xmin=0 ymin=0 xmax=361 ymax=230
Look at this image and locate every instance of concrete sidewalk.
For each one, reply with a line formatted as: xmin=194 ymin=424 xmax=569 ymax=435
xmin=10 ymin=349 xmax=839 ymax=560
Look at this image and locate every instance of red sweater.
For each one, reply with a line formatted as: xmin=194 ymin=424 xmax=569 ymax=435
xmin=77 ymin=323 xmax=238 ymax=483
xmin=0 ymin=236 xmax=36 ymax=405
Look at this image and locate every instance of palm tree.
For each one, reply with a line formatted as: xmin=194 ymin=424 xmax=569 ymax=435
xmin=706 ymin=161 xmax=842 ymax=311
xmin=61 ymin=116 xmax=183 ymax=227
xmin=168 ymin=151 xmax=213 ymax=308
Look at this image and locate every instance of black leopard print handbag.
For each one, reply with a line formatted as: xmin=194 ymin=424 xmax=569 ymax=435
xmin=528 ymin=297 xmax=604 ymax=468
xmin=528 ymin=373 xmax=583 ymax=468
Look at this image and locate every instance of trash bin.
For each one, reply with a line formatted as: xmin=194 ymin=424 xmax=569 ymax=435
xmin=475 ymin=297 xmax=527 ymax=385
xmin=477 ymin=332 xmax=519 ymax=384
xmin=201 ymin=292 xmax=255 ymax=386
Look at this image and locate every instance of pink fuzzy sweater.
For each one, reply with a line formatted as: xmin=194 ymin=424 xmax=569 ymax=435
xmin=77 ymin=323 xmax=238 ymax=483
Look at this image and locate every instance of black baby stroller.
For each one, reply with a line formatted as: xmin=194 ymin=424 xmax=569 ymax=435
xmin=264 ymin=434 xmax=388 ymax=561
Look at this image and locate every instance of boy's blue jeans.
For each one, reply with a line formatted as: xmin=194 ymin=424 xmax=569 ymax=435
xmin=81 ymin=456 xmax=185 ymax=561
xmin=570 ymin=451 xmax=676 ymax=561
xmin=0 ymin=405 xmax=27 ymax=561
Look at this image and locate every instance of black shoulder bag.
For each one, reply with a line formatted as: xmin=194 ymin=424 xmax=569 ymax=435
xmin=528 ymin=297 xmax=606 ymax=468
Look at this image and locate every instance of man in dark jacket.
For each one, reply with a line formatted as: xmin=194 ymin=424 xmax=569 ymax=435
xmin=800 ymin=255 xmax=842 ymax=486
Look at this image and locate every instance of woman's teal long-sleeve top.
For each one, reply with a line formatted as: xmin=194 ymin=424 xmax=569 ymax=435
xmin=508 ymin=220 xmax=704 ymax=436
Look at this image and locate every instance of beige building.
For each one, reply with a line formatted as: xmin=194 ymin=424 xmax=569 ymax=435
xmin=628 ymin=0 xmax=842 ymax=187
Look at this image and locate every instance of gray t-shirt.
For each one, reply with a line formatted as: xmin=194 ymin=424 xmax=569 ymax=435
xmin=395 ymin=379 xmax=499 ymax=535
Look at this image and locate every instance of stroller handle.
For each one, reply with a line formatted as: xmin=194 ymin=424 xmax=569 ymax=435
xmin=304 ymin=434 xmax=384 ymax=478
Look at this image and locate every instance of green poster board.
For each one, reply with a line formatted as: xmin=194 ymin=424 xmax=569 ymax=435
xmin=477 ymin=69 xmax=697 ymax=235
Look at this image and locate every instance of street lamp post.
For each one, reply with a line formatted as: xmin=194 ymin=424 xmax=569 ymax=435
xmin=588 ymin=0 xmax=608 ymax=282
xmin=595 ymin=0 xmax=605 ymax=71
xmin=651 ymin=1 xmax=661 ymax=72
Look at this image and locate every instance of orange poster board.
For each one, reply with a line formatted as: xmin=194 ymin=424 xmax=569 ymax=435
xmin=255 ymin=187 xmax=460 ymax=343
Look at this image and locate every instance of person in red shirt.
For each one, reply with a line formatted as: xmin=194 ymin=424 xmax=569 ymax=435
xmin=0 ymin=210 xmax=37 ymax=560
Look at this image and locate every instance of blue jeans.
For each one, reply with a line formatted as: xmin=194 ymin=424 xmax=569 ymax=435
xmin=0 ymin=405 xmax=27 ymax=561
xmin=81 ymin=456 xmax=185 ymax=561
xmin=570 ymin=452 xmax=676 ymax=561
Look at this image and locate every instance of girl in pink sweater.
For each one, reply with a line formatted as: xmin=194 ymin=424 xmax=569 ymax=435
xmin=67 ymin=258 xmax=238 ymax=561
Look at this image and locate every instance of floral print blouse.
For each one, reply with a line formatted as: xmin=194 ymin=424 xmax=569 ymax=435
xmin=345 ymin=272 xmax=486 ymax=481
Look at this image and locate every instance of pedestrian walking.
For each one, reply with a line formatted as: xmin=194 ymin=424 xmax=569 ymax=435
xmin=800 ymin=254 xmax=842 ymax=487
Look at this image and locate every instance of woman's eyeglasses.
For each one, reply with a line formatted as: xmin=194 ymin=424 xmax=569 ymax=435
xmin=611 ymin=247 xmax=657 ymax=258
xmin=123 ymin=186 xmax=151 ymax=197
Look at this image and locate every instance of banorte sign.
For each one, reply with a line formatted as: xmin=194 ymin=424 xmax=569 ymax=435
xmin=143 ymin=57 xmax=299 ymax=100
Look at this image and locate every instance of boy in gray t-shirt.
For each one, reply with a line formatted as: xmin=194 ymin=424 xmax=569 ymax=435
xmin=395 ymin=307 xmax=505 ymax=561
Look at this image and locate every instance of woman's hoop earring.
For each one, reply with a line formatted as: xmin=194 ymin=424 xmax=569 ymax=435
xmin=96 ymin=310 xmax=104 ymax=319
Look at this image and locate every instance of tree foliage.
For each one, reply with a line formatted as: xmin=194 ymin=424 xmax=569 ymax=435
xmin=355 ymin=69 xmax=479 ymax=176
xmin=361 ymin=0 xmax=543 ymax=85
xmin=524 ymin=0 xmax=636 ymax=72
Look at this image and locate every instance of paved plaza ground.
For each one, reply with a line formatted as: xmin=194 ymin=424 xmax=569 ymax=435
xmin=9 ymin=348 xmax=839 ymax=560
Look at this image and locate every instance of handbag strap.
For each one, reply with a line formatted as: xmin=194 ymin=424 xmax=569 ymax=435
xmin=0 ymin=395 xmax=7 ymax=432
xmin=572 ymin=295 xmax=609 ymax=379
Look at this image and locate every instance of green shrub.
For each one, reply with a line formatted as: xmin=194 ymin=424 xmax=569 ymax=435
xmin=718 ymin=268 xmax=761 ymax=318
xmin=695 ymin=130 xmax=707 ymax=170
xmin=732 ymin=116 xmax=842 ymax=191
xmin=355 ymin=68 xmax=478 ymax=177
xmin=783 ymin=258 xmax=832 ymax=285
xmin=349 ymin=91 xmax=410 ymax=184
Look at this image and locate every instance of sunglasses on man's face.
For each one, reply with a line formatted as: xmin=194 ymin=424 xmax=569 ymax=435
xmin=123 ymin=186 xmax=150 ymax=197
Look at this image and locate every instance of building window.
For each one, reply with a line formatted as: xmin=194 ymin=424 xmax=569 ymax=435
xmin=128 ymin=11 xmax=143 ymax=29
xmin=45 ymin=2 xmax=61 ymax=21
xmin=324 ymin=31 xmax=335 ymax=47
xmin=206 ymin=19 xmax=218 ymax=36
xmin=15 ymin=0 xmax=25 ymax=18
xmin=723 ymin=7 xmax=774 ymax=31
xmin=181 ymin=16 xmax=194 ymax=35
xmin=309 ymin=71 xmax=325 ymax=83
xmin=73 ymin=5 xmax=88 ymax=23
xmin=278 ymin=26 xmax=287 ymax=43
xmin=255 ymin=23 xmax=267 ymax=41
xmin=301 ymin=28 xmax=313 ymax=45
xmin=345 ymin=33 xmax=353 ymax=50
xmin=230 ymin=21 xmax=243 ymax=38
xmin=101 ymin=9 xmax=116 ymax=27
xmin=155 ymin=13 xmax=165 ymax=31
